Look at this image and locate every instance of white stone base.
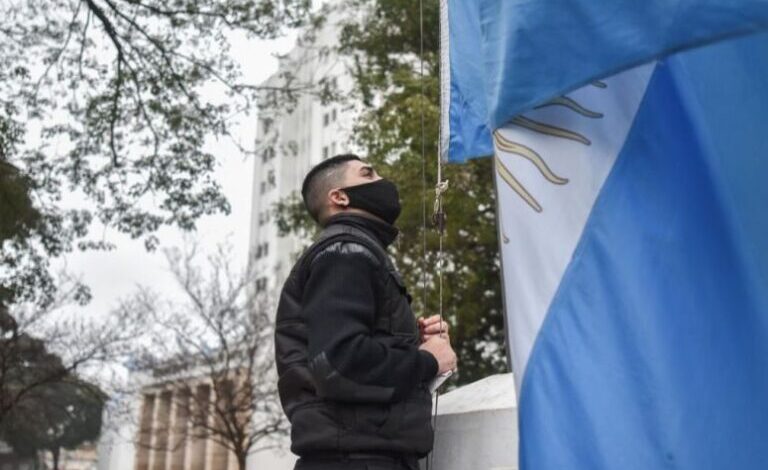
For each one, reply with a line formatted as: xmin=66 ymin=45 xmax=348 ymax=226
xmin=422 ymin=373 xmax=518 ymax=470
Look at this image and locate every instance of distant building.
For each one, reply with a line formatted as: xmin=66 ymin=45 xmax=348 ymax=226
xmin=42 ymin=443 xmax=99 ymax=470
xmin=97 ymin=363 xmax=293 ymax=470
xmin=249 ymin=5 xmax=356 ymax=297
xmin=130 ymin=381 xmax=235 ymax=470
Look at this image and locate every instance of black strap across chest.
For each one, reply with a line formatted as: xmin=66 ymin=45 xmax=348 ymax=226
xmin=296 ymin=224 xmax=408 ymax=333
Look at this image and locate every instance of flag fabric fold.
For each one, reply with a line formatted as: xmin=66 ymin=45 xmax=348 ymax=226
xmin=441 ymin=1 xmax=768 ymax=468
xmin=442 ymin=0 xmax=768 ymax=162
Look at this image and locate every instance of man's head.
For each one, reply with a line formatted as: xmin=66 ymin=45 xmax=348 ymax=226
xmin=301 ymin=154 xmax=400 ymax=225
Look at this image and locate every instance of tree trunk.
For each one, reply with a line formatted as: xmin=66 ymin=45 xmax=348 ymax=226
xmin=51 ymin=447 xmax=60 ymax=470
xmin=236 ymin=452 xmax=247 ymax=470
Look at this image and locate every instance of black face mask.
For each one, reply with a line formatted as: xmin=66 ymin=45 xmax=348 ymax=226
xmin=341 ymin=179 xmax=402 ymax=225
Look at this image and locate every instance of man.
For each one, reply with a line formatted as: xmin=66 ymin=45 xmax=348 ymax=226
xmin=275 ymin=154 xmax=458 ymax=470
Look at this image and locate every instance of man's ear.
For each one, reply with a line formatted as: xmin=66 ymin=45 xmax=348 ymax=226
xmin=328 ymin=188 xmax=349 ymax=208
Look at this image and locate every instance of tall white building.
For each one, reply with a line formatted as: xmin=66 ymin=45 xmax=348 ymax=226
xmin=249 ymin=7 xmax=356 ymax=295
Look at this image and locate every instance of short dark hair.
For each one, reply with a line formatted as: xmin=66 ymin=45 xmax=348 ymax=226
xmin=301 ymin=154 xmax=361 ymax=222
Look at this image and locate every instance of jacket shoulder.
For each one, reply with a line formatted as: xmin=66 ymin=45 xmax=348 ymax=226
xmin=310 ymin=240 xmax=380 ymax=268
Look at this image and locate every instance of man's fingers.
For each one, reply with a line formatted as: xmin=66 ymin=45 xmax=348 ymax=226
xmin=422 ymin=332 xmax=450 ymax=342
xmin=423 ymin=321 xmax=449 ymax=334
xmin=423 ymin=330 xmax=449 ymax=339
xmin=423 ymin=319 xmax=446 ymax=328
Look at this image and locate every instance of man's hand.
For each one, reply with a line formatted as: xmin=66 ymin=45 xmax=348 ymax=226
xmin=419 ymin=336 xmax=457 ymax=375
xmin=418 ymin=314 xmax=450 ymax=343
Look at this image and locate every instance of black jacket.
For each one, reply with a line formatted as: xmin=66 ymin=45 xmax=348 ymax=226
xmin=275 ymin=214 xmax=437 ymax=457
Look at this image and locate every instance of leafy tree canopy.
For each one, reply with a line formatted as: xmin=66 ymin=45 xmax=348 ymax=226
xmin=340 ymin=0 xmax=507 ymax=385
xmin=0 ymin=304 xmax=68 ymax=421
xmin=0 ymin=0 xmax=312 ymax=307
xmin=1 ymin=375 xmax=106 ymax=464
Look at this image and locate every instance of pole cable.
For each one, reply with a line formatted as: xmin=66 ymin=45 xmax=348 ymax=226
xmin=419 ymin=1 xmax=450 ymax=468
xmin=417 ymin=1 xmax=434 ymax=469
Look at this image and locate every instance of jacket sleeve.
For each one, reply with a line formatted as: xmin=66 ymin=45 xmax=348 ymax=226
xmin=303 ymin=242 xmax=438 ymax=403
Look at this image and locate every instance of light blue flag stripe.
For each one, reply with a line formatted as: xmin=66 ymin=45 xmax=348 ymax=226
xmin=445 ymin=0 xmax=768 ymax=162
xmin=443 ymin=0 xmax=494 ymax=161
xmin=520 ymin=33 xmax=768 ymax=470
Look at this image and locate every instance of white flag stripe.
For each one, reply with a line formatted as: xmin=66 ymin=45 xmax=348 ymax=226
xmin=496 ymin=64 xmax=655 ymax=392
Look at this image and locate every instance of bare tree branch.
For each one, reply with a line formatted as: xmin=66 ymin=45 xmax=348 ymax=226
xmin=117 ymin=239 xmax=285 ymax=469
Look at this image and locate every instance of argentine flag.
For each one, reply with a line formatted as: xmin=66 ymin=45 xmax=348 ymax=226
xmin=441 ymin=1 xmax=768 ymax=468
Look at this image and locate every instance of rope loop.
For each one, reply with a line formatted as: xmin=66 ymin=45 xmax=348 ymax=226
xmin=432 ymin=179 xmax=449 ymax=234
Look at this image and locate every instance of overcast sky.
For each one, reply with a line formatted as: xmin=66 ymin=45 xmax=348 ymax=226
xmin=58 ymin=33 xmax=297 ymax=321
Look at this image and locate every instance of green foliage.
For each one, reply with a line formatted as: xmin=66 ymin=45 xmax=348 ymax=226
xmin=0 ymin=304 xmax=66 ymax=422
xmin=0 ymin=152 xmax=40 ymax=245
xmin=0 ymin=278 xmax=140 ymax=426
xmin=1 ymin=376 xmax=106 ymax=461
xmin=340 ymin=0 xmax=507 ymax=385
xmin=274 ymin=192 xmax=315 ymax=241
xmin=275 ymin=0 xmax=507 ymax=385
xmin=0 ymin=109 xmax=48 ymax=306
xmin=0 ymin=301 xmax=107 ymax=459
xmin=0 ymin=0 xmax=312 ymax=307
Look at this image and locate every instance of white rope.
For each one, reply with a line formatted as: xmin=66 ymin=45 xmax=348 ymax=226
xmin=428 ymin=3 xmax=450 ymax=466
xmin=429 ymin=170 xmax=449 ymax=470
xmin=419 ymin=0 xmax=429 ymax=359
xmin=433 ymin=179 xmax=449 ymax=220
xmin=417 ymin=7 xmax=439 ymax=465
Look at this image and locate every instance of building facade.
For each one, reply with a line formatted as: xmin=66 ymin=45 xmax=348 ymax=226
xmin=131 ymin=383 xmax=233 ymax=470
xmin=249 ymin=5 xmax=357 ymax=296
xmin=97 ymin=366 xmax=294 ymax=470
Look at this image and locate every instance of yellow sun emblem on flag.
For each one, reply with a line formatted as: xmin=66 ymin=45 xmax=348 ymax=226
xmin=494 ymin=82 xmax=606 ymax=214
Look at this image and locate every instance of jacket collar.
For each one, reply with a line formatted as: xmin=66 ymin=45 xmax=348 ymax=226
xmin=324 ymin=213 xmax=399 ymax=248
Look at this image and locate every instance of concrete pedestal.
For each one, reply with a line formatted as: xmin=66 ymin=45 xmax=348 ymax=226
xmin=422 ymin=373 xmax=518 ymax=470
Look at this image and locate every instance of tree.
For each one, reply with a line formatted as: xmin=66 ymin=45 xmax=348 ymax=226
xmin=0 ymin=309 xmax=67 ymax=422
xmin=0 ymin=0 xmax=320 ymax=308
xmin=0 ymin=114 xmax=48 ymax=307
xmin=120 ymin=240 xmax=285 ymax=470
xmin=275 ymin=0 xmax=507 ymax=386
xmin=0 ymin=377 xmax=107 ymax=470
xmin=0 ymin=272 xmax=143 ymax=424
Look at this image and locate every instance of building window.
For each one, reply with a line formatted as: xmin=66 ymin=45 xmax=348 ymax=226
xmin=261 ymin=147 xmax=275 ymax=163
xmin=255 ymin=242 xmax=269 ymax=260
xmin=323 ymin=113 xmax=330 ymax=127
xmin=286 ymin=141 xmax=297 ymax=157
xmin=255 ymin=277 xmax=268 ymax=293
xmin=267 ymin=170 xmax=276 ymax=187
xmin=261 ymin=118 xmax=272 ymax=135
xmin=332 ymin=108 xmax=337 ymax=122
xmin=322 ymin=146 xmax=329 ymax=160
xmin=260 ymin=182 xmax=266 ymax=194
